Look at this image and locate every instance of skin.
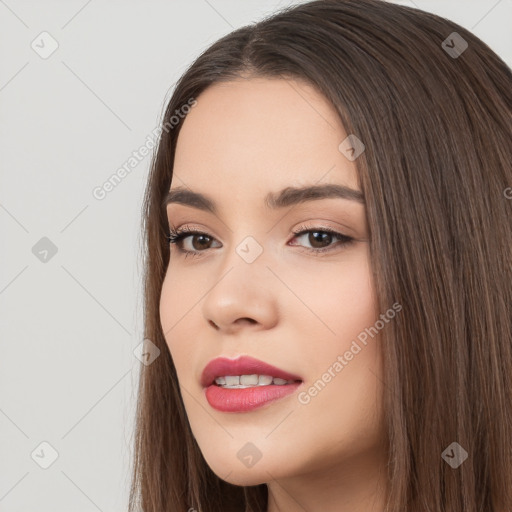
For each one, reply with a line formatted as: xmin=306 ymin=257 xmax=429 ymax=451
xmin=160 ymin=77 xmax=388 ymax=512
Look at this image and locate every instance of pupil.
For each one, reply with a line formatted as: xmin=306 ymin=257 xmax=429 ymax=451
xmin=310 ymin=231 xmax=331 ymax=248
xmin=194 ymin=235 xmax=210 ymax=250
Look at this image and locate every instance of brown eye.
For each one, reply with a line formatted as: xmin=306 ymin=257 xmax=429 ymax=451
xmin=166 ymin=225 xmax=354 ymax=258
xmin=290 ymin=225 xmax=354 ymax=254
xmin=306 ymin=231 xmax=334 ymax=249
xmin=189 ymin=234 xmax=213 ymax=251
xmin=167 ymin=228 xmax=221 ymax=256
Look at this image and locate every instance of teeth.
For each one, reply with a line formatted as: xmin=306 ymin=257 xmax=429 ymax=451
xmin=214 ymin=374 xmax=297 ymax=388
xmin=224 ymin=376 xmax=240 ymax=386
xmin=240 ymin=374 xmax=259 ymax=386
xmin=258 ymin=375 xmax=273 ymax=386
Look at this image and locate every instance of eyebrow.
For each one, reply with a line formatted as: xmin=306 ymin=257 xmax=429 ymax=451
xmin=163 ymin=183 xmax=364 ymax=214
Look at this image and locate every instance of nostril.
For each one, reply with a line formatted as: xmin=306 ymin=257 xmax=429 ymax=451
xmin=238 ymin=318 xmax=257 ymax=325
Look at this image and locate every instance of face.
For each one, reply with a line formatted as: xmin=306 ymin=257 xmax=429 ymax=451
xmin=159 ymin=77 xmax=387 ymax=489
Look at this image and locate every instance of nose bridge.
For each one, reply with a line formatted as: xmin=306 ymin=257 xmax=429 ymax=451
xmin=200 ymin=230 xmax=278 ymax=329
xmin=217 ymin=212 xmax=271 ymax=269
xmin=233 ymin=232 xmax=267 ymax=266
xmin=215 ymin=230 xmax=270 ymax=291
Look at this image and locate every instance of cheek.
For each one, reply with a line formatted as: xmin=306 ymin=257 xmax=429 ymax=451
xmin=288 ymin=245 xmax=377 ymax=344
xmin=159 ymin=259 xmax=204 ymax=331
xmin=289 ymin=247 xmax=381 ymax=404
xmin=159 ymin=268 xmax=199 ymax=376
xmin=333 ymin=255 xmax=377 ymax=339
xmin=282 ymin=253 xmax=384 ymax=467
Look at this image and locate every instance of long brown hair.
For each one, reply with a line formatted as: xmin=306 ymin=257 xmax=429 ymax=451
xmin=129 ymin=1 xmax=512 ymax=510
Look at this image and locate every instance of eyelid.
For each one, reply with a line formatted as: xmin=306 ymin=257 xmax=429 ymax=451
xmin=167 ymin=220 xmax=354 ymax=238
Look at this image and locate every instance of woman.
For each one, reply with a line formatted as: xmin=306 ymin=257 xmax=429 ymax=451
xmin=130 ymin=0 xmax=512 ymax=510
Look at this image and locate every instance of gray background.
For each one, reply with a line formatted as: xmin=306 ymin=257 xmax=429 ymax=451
xmin=0 ymin=1 xmax=510 ymax=510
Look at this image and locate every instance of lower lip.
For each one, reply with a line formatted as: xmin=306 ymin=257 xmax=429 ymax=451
xmin=204 ymin=382 xmax=302 ymax=412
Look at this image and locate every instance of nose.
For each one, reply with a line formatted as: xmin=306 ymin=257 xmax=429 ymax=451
xmin=201 ymin=247 xmax=279 ymax=334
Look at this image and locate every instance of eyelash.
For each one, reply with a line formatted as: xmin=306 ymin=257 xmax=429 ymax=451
xmin=166 ymin=224 xmax=354 ymax=259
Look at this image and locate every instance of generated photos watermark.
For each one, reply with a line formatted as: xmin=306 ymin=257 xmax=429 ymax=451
xmin=298 ymin=302 xmax=402 ymax=405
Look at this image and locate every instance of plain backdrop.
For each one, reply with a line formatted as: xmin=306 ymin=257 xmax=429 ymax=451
xmin=0 ymin=1 xmax=510 ymax=510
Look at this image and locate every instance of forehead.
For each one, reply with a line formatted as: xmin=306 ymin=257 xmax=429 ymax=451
xmin=172 ymin=77 xmax=359 ymax=201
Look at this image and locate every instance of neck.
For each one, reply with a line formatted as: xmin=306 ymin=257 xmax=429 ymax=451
xmin=266 ymin=446 xmax=388 ymax=512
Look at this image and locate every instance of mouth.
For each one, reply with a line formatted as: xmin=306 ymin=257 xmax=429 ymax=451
xmin=200 ymin=355 xmax=303 ymax=413
xmin=213 ymin=374 xmax=301 ymax=388
xmin=200 ymin=355 xmax=303 ymax=389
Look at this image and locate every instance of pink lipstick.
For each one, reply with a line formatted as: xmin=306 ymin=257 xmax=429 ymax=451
xmin=201 ymin=355 xmax=303 ymax=412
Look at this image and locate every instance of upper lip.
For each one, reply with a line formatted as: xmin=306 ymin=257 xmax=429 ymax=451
xmin=200 ymin=355 xmax=303 ymax=388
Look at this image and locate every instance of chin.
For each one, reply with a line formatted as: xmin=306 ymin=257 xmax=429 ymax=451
xmin=214 ymin=466 xmax=268 ymax=487
xmin=199 ymin=447 xmax=274 ymax=486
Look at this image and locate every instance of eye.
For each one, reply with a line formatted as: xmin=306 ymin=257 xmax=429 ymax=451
xmin=166 ymin=226 xmax=220 ymax=259
xmin=166 ymin=224 xmax=355 ymax=258
xmin=289 ymin=224 xmax=355 ymax=254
